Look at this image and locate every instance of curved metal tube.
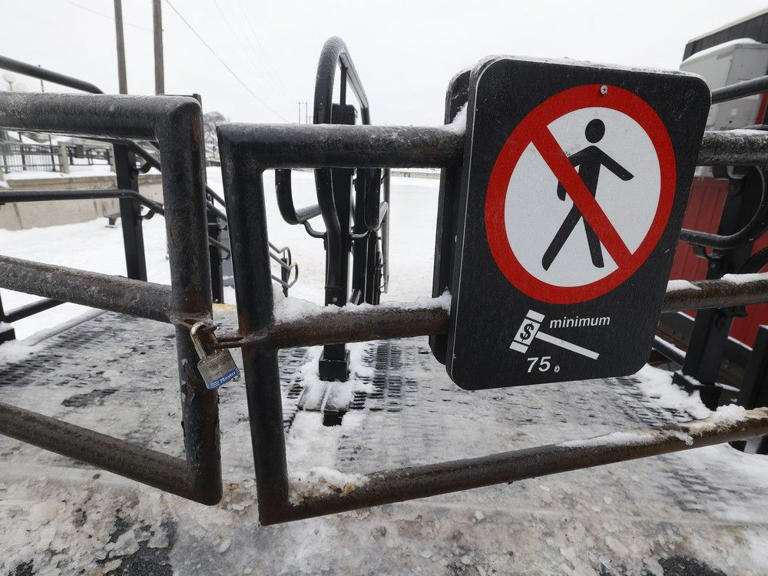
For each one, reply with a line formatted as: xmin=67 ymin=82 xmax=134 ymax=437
xmin=0 ymin=55 xmax=227 ymax=225
xmin=275 ymin=169 xmax=322 ymax=225
xmin=354 ymin=167 xmax=386 ymax=232
xmin=313 ymin=36 xmax=370 ymax=125
xmin=313 ymin=37 xmax=372 ymax=271
xmin=0 ymin=54 xmax=103 ymax=94
xmin=679 ymin=167 xmax=768 ymax=249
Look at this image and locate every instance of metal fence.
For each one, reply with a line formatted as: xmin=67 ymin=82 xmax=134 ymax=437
xmin=2 ymin=48 xmax=768 ymax=525
xmin=0 ymin=136 xmax=113 ymax=174
xmin=214 ymin=115 xmax=768 ymax=524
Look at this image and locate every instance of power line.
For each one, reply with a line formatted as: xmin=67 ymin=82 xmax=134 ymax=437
xmin=163 ymin=0 xmax=289 ymax=122
xmin=65 ymin=0 xmax=151 ymax=32
xmin=233 ymin=0 xmax=289 ymax=93
xmin=209 ymin=0 xmax=280 ymax=95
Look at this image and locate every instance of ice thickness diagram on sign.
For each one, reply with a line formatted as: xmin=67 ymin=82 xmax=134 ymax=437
xmin=445 ymin=57 xmax=710 ymax=390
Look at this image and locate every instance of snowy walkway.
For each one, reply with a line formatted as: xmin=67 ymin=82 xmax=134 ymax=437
xmin=1 ymin=306 xmax=768 ymax=575
xmin=1 ymin=170 xmax=767 ymax=574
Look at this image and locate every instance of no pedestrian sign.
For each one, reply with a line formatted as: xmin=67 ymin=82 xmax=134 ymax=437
xmin=446 ymin=57 xmax=709 ymax=390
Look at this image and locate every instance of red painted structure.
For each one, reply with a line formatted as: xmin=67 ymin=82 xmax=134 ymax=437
xmin=673 ymin=13 xmax=768 ymax=348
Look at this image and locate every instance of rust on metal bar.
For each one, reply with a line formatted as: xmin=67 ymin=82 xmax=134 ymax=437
xmin=0 ymin=402 xmax=202 ymax=501
xmin=216 ymin=274 xmax=768 ymax=350
xmin=217 ymin=123 xmax=465 ymax=169
xmin=216 ymin=123 xmax=768 ymax=170
xmin=698 ymin=130 xmax=768 ymax=166
xmin=269 ymin=407 xmax=768 ymax=524
xmin=663 ymin=273 xmax=768 ymax=312
xmin=0 ymin=254 xmax=172 ymax=323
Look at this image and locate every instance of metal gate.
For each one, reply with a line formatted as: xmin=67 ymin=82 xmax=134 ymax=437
xmin=2 ymin=41 xmax=768 ymax=525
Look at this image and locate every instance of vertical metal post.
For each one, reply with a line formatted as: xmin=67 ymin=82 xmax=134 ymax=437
xmin=351 ymin=168 xmax=380 ymax=304
xmin=318 ymin=103 xmax=356 ymax=381
xmin=19 ymin=133 xmax=26 ymax=171
xmin=156 ymin=102 xmax=220 ymax=503
xmin=280 ymin=252 xmax=291 ymax=297
xmin=1 ymin=130 xmax=8 ymax=174
xmin=113 ymin=145 xmax=147 ymax=281
xmin=382 ymin=169 xmax=390 ymax=294
xmin=152 ymin=0 xmax=165 ymax=95
xmin=679 ymin=169 xmax=764 ymax=408
xmin=0 ymin=293 xmax=16 ymax=345
xmin=113 ymin=0 xmax=128 ymax=94
xmin=738 ymin=325 xmax=768 ymax=454
xmin=430 ymin=70 xmax=469 ymax=364
xmin=208 ymin=210 xmax=224 ymax=303
xmin=58 ymin=142 xmax=70 ymax=174
xmin=220 ymin=158 xmax=289 ymax=522
xmin=192 ymin=93 xmax=224 ymax=304
xmin=739 ymin=325 xmax=768 ymax=409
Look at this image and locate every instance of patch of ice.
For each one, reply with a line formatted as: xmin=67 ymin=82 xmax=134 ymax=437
xmin=712 ymin=403 xmax=748 ymax=422
xmin=721 ymin=272 xmax=768 ymax=285
xmin=288 ymin=466 xmax=368 ymax=504
xmin=273 ymin=289 xmax=326 ymax=322
xmin=560 ymin=431 xmax=657 ymax=449
xmin=633 ymin=365 xmax=711 ymax=419
xmin=272 ymin=291 xmax=450 ymax=324
xmin=446 ymin=105 xmax=467 ymax=134
xmin=665 ymin=279 xmax=700 ymax=292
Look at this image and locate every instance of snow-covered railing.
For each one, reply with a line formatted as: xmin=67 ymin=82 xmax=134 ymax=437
xmin=4 ymin=65 xmax=768 ymax=522
xmin=213 ymin=274 xmax=768 ymax=352
xmin=217 ymin=110 xmax=768 ymax=524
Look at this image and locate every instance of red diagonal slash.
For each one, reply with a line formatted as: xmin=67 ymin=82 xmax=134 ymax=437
xmin=532 ymin=127 xmax=632 ymax=268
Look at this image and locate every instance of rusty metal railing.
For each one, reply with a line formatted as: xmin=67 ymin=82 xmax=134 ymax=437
xmin=3 ymin=82 xmax=768 ymax=523
xmin=0 ymin=92 xmax=221 ymax=505
xmin=217 ymin=117 xmax=768 ymax=524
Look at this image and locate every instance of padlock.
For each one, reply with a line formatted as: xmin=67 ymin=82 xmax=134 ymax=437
xmin=190 ymin=322 xmax=240 ymax=390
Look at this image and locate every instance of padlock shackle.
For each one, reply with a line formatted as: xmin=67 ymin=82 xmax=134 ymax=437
xmin=190 ymin=321 xmax=211 ymax=360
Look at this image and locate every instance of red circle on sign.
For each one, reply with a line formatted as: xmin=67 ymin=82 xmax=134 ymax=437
xmin=485 ymin=84 xmax=676 ymax=304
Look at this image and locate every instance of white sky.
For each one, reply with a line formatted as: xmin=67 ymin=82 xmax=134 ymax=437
xmin=2 ymin=1 xmax=768 ymax=125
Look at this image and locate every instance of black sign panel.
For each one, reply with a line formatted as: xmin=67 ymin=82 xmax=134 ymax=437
xmin=445 ymin=57 xmax=710 ymax=390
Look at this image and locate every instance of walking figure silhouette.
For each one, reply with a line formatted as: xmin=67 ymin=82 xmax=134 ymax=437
xmin=541 ymin=118 xmax=634 ymax=270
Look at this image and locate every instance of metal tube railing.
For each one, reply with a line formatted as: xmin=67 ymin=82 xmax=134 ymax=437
xmin=283 ymin=407 xmax=768 ymax=523
xmin=3 ymin=298 xmax=63 ymax=324
xmin=0 ymin=402 xmax=192 ymax=499
xmin=214 ymin=274 xmax=768 ymax=350
xmin=221 ymin=123 xmax=768 ymax=169
xmin=218 ymin=114 xmax=768 ymax=525
xmin=711 ymin=74 xmax=768 ymax=104
xmin=0 ymin=55 xmax=103 ymax=94
xmin=0 ymin=254 xmax=172 ymax=323
xmin=0 ymin=92 xmax=221 ymax=505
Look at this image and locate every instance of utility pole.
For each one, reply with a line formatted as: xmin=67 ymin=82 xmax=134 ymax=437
xmin=152 ymin=0 xmax=165 ymax=95
xmin=113 ymin=0 xmax=128 ymax=94
xmin=298 ymin=101 xmax=309 ymax=124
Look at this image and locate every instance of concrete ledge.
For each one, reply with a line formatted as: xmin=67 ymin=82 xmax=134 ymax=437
xmin=0 ymin=173 xmax=163 ymax=230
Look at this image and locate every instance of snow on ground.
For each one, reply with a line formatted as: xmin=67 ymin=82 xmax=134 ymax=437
xmin=3 ymin=168 xmax=768 ymax=574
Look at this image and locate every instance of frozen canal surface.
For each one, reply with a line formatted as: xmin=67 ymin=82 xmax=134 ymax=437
xmin=1 ymin=171 xmax=767 ymax=575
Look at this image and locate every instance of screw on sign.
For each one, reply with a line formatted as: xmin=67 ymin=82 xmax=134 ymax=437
xmin=443 ymin=57 xmax=710 ymax=390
